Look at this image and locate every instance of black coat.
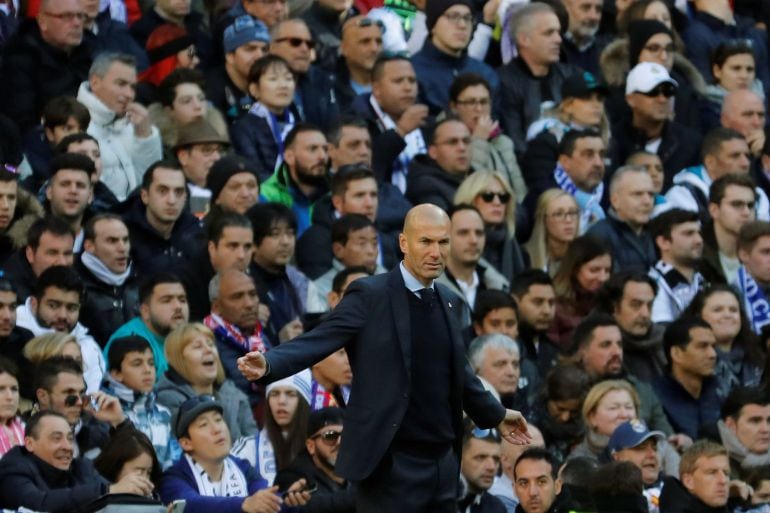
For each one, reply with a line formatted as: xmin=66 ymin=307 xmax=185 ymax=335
xmin=82 ymin=9 xmax=149 ymax=72
xmin=586 ymin=211 xmax=657 ymax=274
xmin=405 ymin=155 xmax=465 ymax=213
xmin=0 ymin=326 xmax=34 ymax=400
xmin=274 ymin=451 xmax=356 ymax=513
xmin=2 ymin=250 xmax=37 ymax=302
xmin=659 ymin=476 xmax=728 ymax=513
xmin=129 ymin=9 xmax=212 ymax=68
xmin=230 ymin=110 xmax=284 ymax=182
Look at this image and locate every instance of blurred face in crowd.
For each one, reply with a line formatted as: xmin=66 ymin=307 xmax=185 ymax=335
xmin=429 ymin=121 xmax=471 ymax=175
xmin=579 ymin=324 xmax=623 ymax=378
xmin=626 ymin=153 xmax=664 ymax=194
xmin=156 ymin=0 xmax=191 ymax=18
xmin=474 ymin=307 xmax=519 ymax=341
xmin=725 ymin=403 xmax=770 ymax=455
xmin=722 ymin=91 xmax=766 ymax=136
xmin=477 ymin=344 xmax=520 ymax=395
xmin=89 ymin=61 xmax=137 ymax=117
xmin=472 ymin=178 xmax=510 ymax=226
xmin=0 ymin=290 xmax=17 ymax=338
xmin=562 ymin=93 xmax=604 ymax=128
xmin=181 ymin=333 xmax=220 ymax=387
xmin=372 ymin=59 xmax=418 ymax=119
xmin=563 ymin=0 xmax=601 ymax=41
xmin=307 ymin=423 xmax=343 ymax=471
xmin=32 ymin=286 xmax=80 ymax=333
xmin=516 ymin=12 xmax=562 ymax=66
xmin=46 ymin=170 xmax=91 ymax=222
xmin=45 ymin=117 xmax=82 ymax=146
xmin=672 ymin=327 xmax=718 ymax=378
xmin=26 ymin=231 xmax=75 ymax=278
xmin=644 ymin=1 xmax=671 ymax=29
xmin=753 ymin=480 xmax=770 ymax=504
xmin=213 ymin=271 xmax=260 ymax=332
xmin=432 ymin=4 xmax=473 ymax=56
xmin=341 ymin=18 xmax=383 ymax=76
xmin=66 ymin=139 xmax=103 ymax=183
xmin=626 ymin=86 xmax=674 ymax=124
xmin=682 ymin=455 xmax=730 ymax=508
xmin=285 ymin=130 xmax=328 ymax=189
xmin=451 ymin=84 xmax=492 ymax=134
xmin=180 ymin=410 xmax=232 ymax=463
xmin=399 ymin=206 xmax=451 ymax=286
xmin=313 ymin=348 xmax=352 ymax=387
xmin=700 ymin=291 xmax=742 ymax=345
xmin=544 ymin=194 xmax=579 ymax=246
xmin=332 ymin=177 xmax=378 ymax=221
xmin=226 ymin=41 xmax=269 ymax=82
xmin=116 ymin=451 xmax=155 ymax=483
xmin=0 ymin=371 xmax=19 ymax=424
xmin=548 ymin=397 xmax=582 ymax=424
xmin=614 ymin=281 xmax=655 ymax=336
xmin=169 ymin=83 xmax=206 ymax=125
xmin=462 ymin=437 xmax=501 ymax=494
xmin=613 ymin=437 xmax=661 ymax=485
xmin=449 ymin=209 xmax=485 ymax=268
xmin=588 ymin=389 xmax=636 ymax=437
xmin=250 ymin=62 xmax=295 ymax=114
xmin=111 ymin=348 xmax=156 ymax=394
xmin=268 ymin=386 xmax=299 ymax=427
xmin=709 ymin=184 xmax=756 ymax=235
xmin=611 ymin=171 xmax=655 ymax=229
xmin=36 ymin=371 xmax=86 ymax=425
xmin=515 ymin=284 xmax=556 ymax=332
xmin=25 ymin=414 xmax=75 ymax=471
xmin=706 ymin=138 xmax=752 ymax=178
xmin=209 ymin=226 xmax=254 ymax=272
xmin=0 ymin=180 xmax=17 ymax=232
xmin=177 ymin=143 xmax=224 ymax=188
xmin=141 ymin=283 xmax=189 ymax=337
xmin=575 ymin=254 xmax=612 ymax=293
xmin=176 ymin=45 xmax=199 ymax=69
xmin=216 ymin=172 xmax=259 ymax=215
xmin=84 ymin=218 xmax=130 ymax=274
xmin=638 ymin=33 xmax=674 ymax=70
xmin=38 ymin=0 xmax=85 ymax=51
xmin=740 ymin=235 xmax=770 ymax=284
xmin=242 ymin=0 xmax=286 ymax=27
xmin=270 ymin=20 xmax=312 ymax=73
xmin=332 ymin=225 xmax=378 ymax=273
xmin=141 ymin=167 xmax=187 ymax=227
xmin=328 ymin=126 xmax=372 ymax=170
xmin=514 ymin=458 xmax=559 ymax=513
xmin=558 ymin=136 xmax=605 ymax=192
xmin=714 ymin=53 xmax=756 ymax=91
xmin=327 ymin=271 xmax=368 ymax=309
xmin=658 ymin=221 xmax=703 ymax=268
xmin=254 ymin=220 xmax=296 ymax=272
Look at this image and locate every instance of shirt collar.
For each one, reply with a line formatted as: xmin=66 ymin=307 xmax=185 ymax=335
xmin=400 ymin=261 xmax=433 ymax=293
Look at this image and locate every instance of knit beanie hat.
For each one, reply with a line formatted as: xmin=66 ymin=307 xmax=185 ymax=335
xmin=425 ymin=0 xmax=474 ymax=33
xmin=628 ymin=19 xmax=672 ymax=67
xmin=265 ymin=369 xmax=312 ymax=405
xmin=224 ymin=15 xmax=270 ymax=54
xmin=206 ymin=155 xmax=259 ymax=201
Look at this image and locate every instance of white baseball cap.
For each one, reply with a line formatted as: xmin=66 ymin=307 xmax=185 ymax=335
xmin=625 ymin=62 xmax=679 ymax=95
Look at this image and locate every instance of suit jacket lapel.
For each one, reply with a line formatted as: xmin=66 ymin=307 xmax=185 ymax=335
xmin=387 ymin=269 xmax=412 ymax=379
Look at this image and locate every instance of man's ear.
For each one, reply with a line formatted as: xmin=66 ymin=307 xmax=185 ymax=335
xmin=178 ymin=437 xmax=194 ymax=452
xmin=35 ymin=387 xmax=49 ymax=408
xmin=682 ymin=472 xmax=695 ymax=492
xmin=29 ymin=296 xmax=39 ymax=315
xmin=305 ymin=439 xmax=315 ymax=455
xmin=725 ymin=415 xmax=738 ymax=433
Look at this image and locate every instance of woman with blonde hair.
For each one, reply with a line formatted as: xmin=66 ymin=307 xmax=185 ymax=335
xmin=156 ymin=323 xmax=257 ymax=439
xmin=524 ymin=189 xmax=580 ymax=276
xmin=454 ymin=170 xmax=527 ymax=282
xmin=20 ymin=333 xmax=83 ymax=402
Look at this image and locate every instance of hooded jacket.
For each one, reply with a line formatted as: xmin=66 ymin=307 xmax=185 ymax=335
xmin=405 ymin=154 xmax=466 ymax=213
xmin=260 ymin=162 xmax=328 ymax=237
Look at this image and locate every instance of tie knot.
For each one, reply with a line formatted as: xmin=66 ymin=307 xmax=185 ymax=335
xmin=419 ymin=287 xmax=435 ymax=305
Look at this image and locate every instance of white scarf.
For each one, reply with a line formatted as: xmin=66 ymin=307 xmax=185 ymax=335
xmin=80 ymin=251 xmax=132 ymax=287
xmin=186 ymin=454 xmax=249 ymax=498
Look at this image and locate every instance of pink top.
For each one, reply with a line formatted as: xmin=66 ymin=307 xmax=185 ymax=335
xmin=0 ymin=417 xmax=24 ymax=458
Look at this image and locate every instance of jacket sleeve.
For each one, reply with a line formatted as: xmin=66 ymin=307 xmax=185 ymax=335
xmin=371 ymin=129 xmax=406 ymax=184
xmin=0 ymin=48 xmax=40 ymax=133
xmin=497 ymin=72 xmax=527 ymax=157
xmin=129 ymin=125 xmax=163 ymax=186
xmin=463 ymin=360 xmax=507 ymax=429
xmin=0 ymin=465 xmax=107 ymax=513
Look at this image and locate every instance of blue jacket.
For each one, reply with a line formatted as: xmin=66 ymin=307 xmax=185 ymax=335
xmin=230 ymin=106 xmax=294 ymax=182
xmin=652 ymin=374 xmax=723 ymax=440
xmin=586 ymin=210 xmax=657 ymax=274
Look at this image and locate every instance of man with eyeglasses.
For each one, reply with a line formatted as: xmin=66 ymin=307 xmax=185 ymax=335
xmin=0 ymin=0 xmax=92 ymax=133
xmin=274 ymin=407 xmax=356 ymax=510
xmin=458 ymin=420 xmax=506 ymax=513
xmin=411 ymin=0 xmax=499 ymax=115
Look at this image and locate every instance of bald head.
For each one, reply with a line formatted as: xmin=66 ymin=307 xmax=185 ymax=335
xmin=400 ymin=205 xmax=451 ymax=286
xmin=722 ymin=89 xmax=766 ymax=137
xmin=210 ymin=268 xmax=260 ymax=330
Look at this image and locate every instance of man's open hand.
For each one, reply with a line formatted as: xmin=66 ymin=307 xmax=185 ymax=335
xmin=237 ymin=351 xmax=268 ymax=381
xmin=499 ymin=409 xmax=532 ymax=445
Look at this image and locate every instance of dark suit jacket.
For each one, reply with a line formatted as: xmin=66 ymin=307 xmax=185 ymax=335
xmin=263 ymin=268 xmax=506 ymax=481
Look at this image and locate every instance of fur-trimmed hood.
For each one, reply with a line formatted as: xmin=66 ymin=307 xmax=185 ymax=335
xmin=148 ymin=103 xmax=230 ymax=151
xmin=4 ymin=187 xmax=43 ymax=250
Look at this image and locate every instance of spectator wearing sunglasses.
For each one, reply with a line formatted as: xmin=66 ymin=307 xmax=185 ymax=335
xmin=609 ymin=62 xmax=701 ymax=187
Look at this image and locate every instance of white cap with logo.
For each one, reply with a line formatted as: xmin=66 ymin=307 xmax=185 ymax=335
xmin=625 ymin=62 xmax=679 ymax=95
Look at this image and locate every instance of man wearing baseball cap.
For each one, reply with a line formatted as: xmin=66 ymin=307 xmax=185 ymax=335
xmin=609 ymin=420 xmax=666 ymax=513
xmin=610 ymin=62 xmax=701 ymax=188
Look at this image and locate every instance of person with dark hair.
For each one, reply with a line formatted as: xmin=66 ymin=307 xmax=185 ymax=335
xmin=44 ymin=153 xmax=93 ymax=252
xmin=510 ymin=269 xmax=560 ymax=378
xmin=102 ymin=336 xmax=177 ymax=469
xmin=472 ymin=289 xmax=520 ymax=342
xmin=327 ymin=266 xmax=371 ymax=310
xmin=745 ymin=465 xmax=770 ymax=504
xmin=590 ymin=461 xmax=648 ymax=513
xmin=0 ymin=169 xmax=43 ymax=267
xmin=93 ymin=426 xmax=164 ymax=493
xmin=56 ymin=132 xmax=120 ymax=215
xmin=75 ymin=214 xmax=140 ymax=347
xmin=16 ymin=266 xmax=105 ymax=393
xmin=457 ymin=420 xmax=507 ymax=513
xmin=0 ymin=356 xmax=23 ymax=457
xmin=514 ymin=447 xmax=561 ymax=513
xmin=608 ymin=420 xmax=666 ymax=513
xmin=654 ymin=317 xmax=723 ymax=439
xmin=260 ymin=123 xmax=330 ymax=236
xmin=735 ymin=221 xmax=770 ymax=335
xmin=557 ymin=455 xmax=599 ymax=512
xmin=104 ymin=272 xmax=189 ymax=377
xmin=122 ymin=159 xmax=202 ymax=277
xmin=648 ymin=208 xmax=705 ymax=323
xmin=0 ymin=279 xmax=35 ymax=394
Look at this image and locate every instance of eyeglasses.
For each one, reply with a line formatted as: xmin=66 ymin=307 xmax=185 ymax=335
xmin=548 ymin=209 xmax=580 ymax=220
xmin=643 ymin=43 xmax=675 ymax=55
xmin=312 ymin=430 xmax=342 ymax=445
xmin=42 ymin=10 xmax=87 ymax=22
xmin=640 ymin=83 xmax=677 ymax=98
xmin=194 ymin=144 xmax=225 ymax=156
xmin=726 ymin=199 xmax=756 ymax=211
xmin=478 ymin=191 xmax=511 ymax=204
xmin=455 ymin=98 xmax=490 ymax=108
xmin=274 ymin=37 xmax=315 ymax=49
xmin=63 ymin=393 xmax=89 ymax=407
xmin=443 ymin=11 xmax=474 ymax=25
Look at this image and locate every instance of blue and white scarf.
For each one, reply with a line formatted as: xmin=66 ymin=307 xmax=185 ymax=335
xmin=736 ymin=265 xmax=770 ymax=334
xmin=553 ymin=164 xmax=605 ymax=233
xmin=186 ymin=454 xmax=249 ymax=498
xmin=248 ymin=102 xmax=296 ymax=171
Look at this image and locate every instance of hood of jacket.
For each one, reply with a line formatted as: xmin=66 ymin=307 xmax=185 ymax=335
xmin=5 ymin=188 xmax=43 ymax=250
xmin=16 ymin=297 xmax=92 ymax=340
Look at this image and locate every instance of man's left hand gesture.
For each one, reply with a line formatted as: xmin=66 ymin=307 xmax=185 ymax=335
xmin=499 ymin=409 xmax=532 ymax=445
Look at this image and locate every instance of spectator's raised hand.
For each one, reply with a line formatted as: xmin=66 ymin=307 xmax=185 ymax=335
xmin=126 ymin=102 xmax=152 ymax=138
xmin=109 ymin=472 xmax=154 ymax=497
xmin=238 ymin=351 xmax=268 ymax=381
xmin=241 ymin=485 xmax=282 ymax=513
xmin=86 ymin=391 xmax=126 ymax=427
xmin=396 ymin=104 xmax=429 ymax=137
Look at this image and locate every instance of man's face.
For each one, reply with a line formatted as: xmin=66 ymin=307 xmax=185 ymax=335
xmin=638 ymin=33 xmax=674 ymax=70
xmin=682 ymin=455 xmax=730 ymax=508
xmin=140 ymin=168 xmax=187 ymax=226
xmin=614 ymin=281 xmax=654 ymax=336
xmin=579 ymin=325 xmax=623 ymax=378
xmin=449 ymin=208 xmax=485 ymax=267
xmin=25 ymin=415 xmax=75 ymax=471
xmin=661 ymin=221 xmax=703 ymax=268
xmin=341 ymin=22 xmax=382 ymax=73
xmin=45 ymin=117 xmax=82 ymax=146
xmin=372 ymin=60 xmax=418 ymax=119
xmin=286 ymin=131 xmax=328 ymax=188
xmin=66 ymin=139 xmax=103 ymax=182
xmin=517 ymin=12 xmax=562 ymax=66
xmin=515 ymin=284 xmax=556 ymax=332
xmin=332 ymin=177 xmax=378 ymax=221
xmin=398 ymin=212 xmax=450 ymax=284
xmin=111 ymin=348 xmax=156 ymax=394
xmin=254 ymin=221 xmax=296 ymax=271
xmin=708 ymin=139 xmax=752 ymax=177
xmin=313 ymin=348 xmax=352 ymax=386
xmin=726 ymin=404 xmax=770 ymax=454
xmin=37 ymin=371 xmax=86 ymax=425
xmin=673 ymin=327 xmax=718 ymax=378
xmin=226 ymin=41 xmax=269 ymax=81
xmin=89 ymin=62 xmax=137 ymax=117
xmin=156 ymin=0 xmax=191 ymax=17
xmin=37 ymin=0 xmax=84 ymax=51
xmin=462 ymin=438 xmax=501 ymax=494
xmin=0 ymin=290 xmax=16 ymax=338
xmin=208 ymin=226 xmax=254 ymax=272
xmin=0 ymin=180 xmax=18 ymax=231
xmin=478 ymin=346 xmax=520 ymax=395
xmin=432 ymin=4 xmax=473 ymax=55
xmin=332 ymin=226 xmax=378 ymax=272
xmin=564 ymin=0 xmax=601 ymax=40
xmin=26 ymin=232 xmax=74 ymax=278
xmin=474 ymin=307 xmax=518 ymax=341
xmin=180 ymin=410 xmax=232 ymax=462
xmin=46 ymin=170 xmax=91 ymax=221
xmin=142 ymin=283 xmax=189 ymax=336
xmin=723 ymin=94 xmax=766 ymax=136
xmin=558 ymin=137 xmax=605 ymax=192
xmin=84 ymin=218 xmax=130 ymax=274
xmin=215 ymin=172 xmax=259 ymax=215
xmin=307 ymin=423 xmax=343 ymax=470
xmin=515 ymin=459 xmax=558 ymax=513
xmin=32 ymin=287 xmax=80 ymax=333
xmin=328 ymin=126 xmax=372 ymax=170
xmin=177 ymin=144 xmax=223 ymax=188
xmin=613 ymin=438 xmax=660 ymax=485
xmin=627 ymin=89 xmax=673 ymax=123
xmin=711 ymin=185 xmax=756 ymax=235
xmin=428 ymin=121 xmax=471 ymax=175
xmin=740 ymin=236 xmax=770 ymax=284
xmin=611 ymin=172 xmax=655 ymax=228
xmin=629 ymin=153 xmax=664 ymax=193
xmin=243 ymin=0 xmax=286 ymax=27
xmin=270 ymin=21 xmax=312 ymax=73
xmin=213 ymin=271 xmax=260 ymax=332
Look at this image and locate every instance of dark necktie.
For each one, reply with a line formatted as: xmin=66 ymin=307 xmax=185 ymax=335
xmin=418 ymin=287 xmax=435 ymax=308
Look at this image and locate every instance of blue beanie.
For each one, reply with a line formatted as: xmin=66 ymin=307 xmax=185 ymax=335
xmin=224 ymin=15 xmax=270 ymax=53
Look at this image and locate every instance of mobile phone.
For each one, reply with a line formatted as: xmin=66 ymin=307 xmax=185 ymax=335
xmin=280 ymin=482 xmax=318 ymax=498
xmin=170 ymin=499 xmax=186 ymax=513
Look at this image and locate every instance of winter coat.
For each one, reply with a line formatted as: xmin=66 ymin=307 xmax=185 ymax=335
xmin=105 ymin=317 xmax=168 ymax=377
xmin=586 ymin=210 xmax=657 ymax=274
xmin=130 ymin=9 xmax=212 ymax=67
xmin=0 ymin=187 xmax=43 ymax=265
xmin=83 ymin=9 xmax=149 ymax=72
xmin=77 ymin=82 xmax=164 ymax=201
xmin=0 ymin=19 xmax=92 ymax=133
xmin=0 ymin=446 xmax=110 ymax=513
xmin=653 ymin=374 xmax=723 ymax=439
xmin=260 ymin=162 xmax=329 ymax=237
xmin=230 ymin=105 xmax=292 ymax=182
xmin=405 ymin=154 xmax=466 ymax=212
xmin=204 ymin=65 xmax=253 ymax=126
xmin=295 ymin=65 xmax=341 ymax=133
xmin=659 ymin=476 xmax=728 ymax=513
xmin=0 ymin=326 xmax=35 ymax=400
xmin=275 ymin=452 xmax=357 ymax=513
xmin=1 ymin=249 xmax=37 ymax=302
xmin=156 ymin=368 xmax=258 ymax=440
xmin=148 ymin=102 xmax=229 ymax=157
xmin=698 ymin=222 xmax=729 ymax=286
xmin=622 ymin=324 xmax=667 ymax=385
xmin=470 ymin=133 xmax=527 ymax=202
xmin=300 ymin=2 xmax=352 ymax=71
